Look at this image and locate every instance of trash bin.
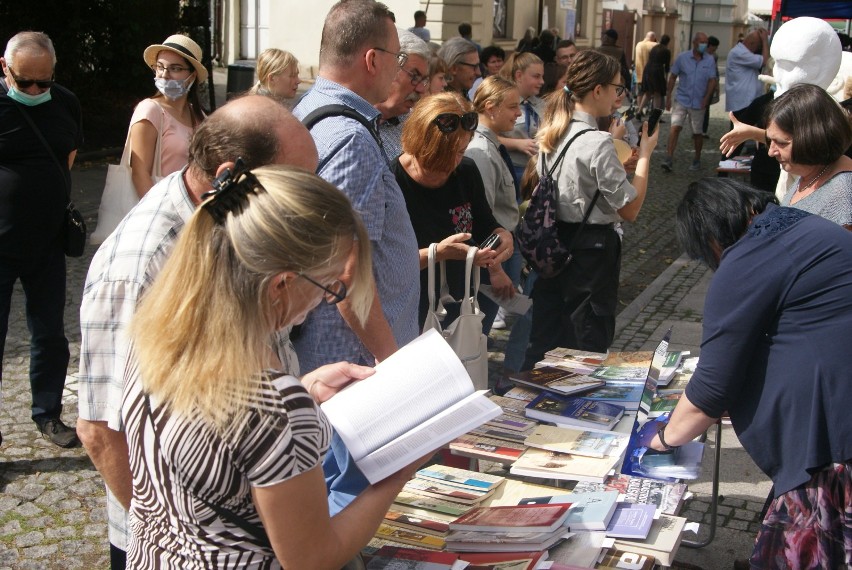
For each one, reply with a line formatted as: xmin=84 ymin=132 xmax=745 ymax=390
xmin=226 ymin=59 xmax=256 ymax=100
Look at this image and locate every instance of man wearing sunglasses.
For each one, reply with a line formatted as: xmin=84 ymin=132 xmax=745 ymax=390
xmin=376 ymin=29 xmax=431 ymax=160
xmin=0 ymin=31 xmax=82 ymax=449
xmin=293 ymin=0 xmax=421 ymax=517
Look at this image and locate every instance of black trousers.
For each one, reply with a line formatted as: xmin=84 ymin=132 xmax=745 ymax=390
xmin=523 ymin=225 xmax=621 ymax=370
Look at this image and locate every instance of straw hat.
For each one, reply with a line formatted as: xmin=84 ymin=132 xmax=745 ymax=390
xmin=144 ymin=34 xmax=208 ymax=82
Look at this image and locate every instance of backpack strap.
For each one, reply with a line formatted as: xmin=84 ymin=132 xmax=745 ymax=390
xmin=541 ymin=126 xmax=596 ymax=177
xmin=301 ymin=104 xmax=386 ymax=171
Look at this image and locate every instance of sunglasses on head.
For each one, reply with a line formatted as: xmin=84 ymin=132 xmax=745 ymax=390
xmin=9 ymin=69 xmax=54 ymax=89
xmin=433 ymin=112 xmax=478 ymax=134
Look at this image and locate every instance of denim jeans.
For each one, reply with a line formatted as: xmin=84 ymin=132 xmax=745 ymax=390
xmin=0 ymin=244 xmax=70 ymax=422
xmin=503 ymin=269 xmax=538 ymax=373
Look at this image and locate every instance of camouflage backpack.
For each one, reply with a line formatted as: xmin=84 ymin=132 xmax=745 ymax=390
xmin=517 ymin=128 xmax=596 ymax=278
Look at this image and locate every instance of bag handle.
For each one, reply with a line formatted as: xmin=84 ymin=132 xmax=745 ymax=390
xmin=460 ymin=246 xmax=480 ymax=317
xmin=124 ymin=103 xmax=164 ymax=178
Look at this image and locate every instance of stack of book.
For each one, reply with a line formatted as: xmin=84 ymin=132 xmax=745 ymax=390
xmin=572 ymin=473 xmax=689 ymax=516
xmin=524 ymin=391 xmax=626 ymax=432
xmin=507 ymin=366 xmax=605 ymax=397
xmin=510 ymin=446 xmax=622 ymax=484
xmin=448 ymin=394 xmax=540 ymax=464
xmin=517 ymin=490 xmax=621 ymax=531
xmin=445 ymin=504 xmax=572 ymax=552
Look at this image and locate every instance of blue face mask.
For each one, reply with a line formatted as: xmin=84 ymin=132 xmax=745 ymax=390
xmin=7 ymin=85 xmax=52 ymax=106
xmin=697 ymin=43 xmax=708 ymax=54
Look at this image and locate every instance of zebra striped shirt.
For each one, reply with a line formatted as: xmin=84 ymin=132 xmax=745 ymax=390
xmin=122 ymin=370 xmax=330 ymax=569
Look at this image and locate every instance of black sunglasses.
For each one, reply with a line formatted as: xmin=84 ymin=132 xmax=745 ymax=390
xmin=9 ymin=69 xmax=54 ymax=89
xmin=433 ymin=112 xmax=478 ymax=134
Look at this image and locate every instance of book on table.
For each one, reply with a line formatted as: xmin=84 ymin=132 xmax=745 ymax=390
xmin=403 ymin=477 xmax=494 ymax=505
xmin=547 ymin=529 xmax=608 ymax=568
xmin=320 ymin=329 xmax=501 ymax=484
xmin=469 ymin=425 xmax=531 ymax=444
xmin=456 ymin=550 xmax=547 ymax=570
xmin=508 ymin=366 xmax=605 ymax=396
xmin=572 ymin=474 xmax=689 ymax=516
xmin=509 ymin=446 xmax=622 ymax=483
xmin=579 ymin=382 xmax=645 ymax=411
xmin=364 ymin=546 xmax=464 ymax=570
xmin=523 ymin=424 xmax=627 ymax=458
xmin=502 ymin=385 xmax=540 ymax=402
xmin=393 ymin=491 xmax=474 ymax=517
xmin=525 ymin=391 xmax=625 ymax=431
xmin=517 ymin=490 xmax=620 ymax=531
xmin=449 ymin=433 xmax=525 ymax=464
xmin=375 ymin=522 xmax=446 ymax=550
xmin=604 ymin=502 xmax=656 ymax=539
xmin=444 ymin=526 xmax=568 ymax=552
xmin=611 ymin=514 xmax=688 ymax=567
xmin=484 ymin=413 xmax=538 ymax=433
xmin=414 ymin=464 xmax=506 ymax=494
xmin=448 ymin=504 xmax=572 ymax=533
xmin=595 ymin=547 xmax=656 ymax=570
xmin=383 ymin=509 xmax=451 ymax=536
xmin=489 ymin=394 xmax=531 ymax=416
xmin=647 ymin=393 xmax=681 ymax=418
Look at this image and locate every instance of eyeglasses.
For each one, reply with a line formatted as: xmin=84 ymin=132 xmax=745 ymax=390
xmin=609 ymin=83 xmax=627 ymax=97
xmin=399 ymin=66 xmax=428 ymax=88
xmin=433 ymin=112 xmax=479 ymax=134
xmin=152 ymin=63 xmax=192 ymax=75
xmin=454 ymin=61 xmax=480 ymax=70
xmin=300 ymin=275 xmax=347 ymax=305
xmin=8 ymin=69 xmax=54 ymax=89
xmin=372 ymin=47 xmax=408 ymax=68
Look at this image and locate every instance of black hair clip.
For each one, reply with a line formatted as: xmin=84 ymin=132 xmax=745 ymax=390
xmin=200 ymin=158 xmax=266 ymax=224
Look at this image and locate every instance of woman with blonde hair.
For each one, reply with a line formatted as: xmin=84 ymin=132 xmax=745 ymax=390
xmin=394 ymin=93 xmax=514 ymax=332
xmin=122 ymin=165 xmax=422 ymax=568
xmin=249 ymin=48 xmax=301 ymax=101
xmin=498 ymin=52 xmax=545 ymax=180
xmin=522 ymin=50 xmax=658 ymax=369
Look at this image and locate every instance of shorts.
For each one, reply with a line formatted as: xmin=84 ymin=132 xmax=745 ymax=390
xmin=670 ymin=100 xmax=704 ymax=134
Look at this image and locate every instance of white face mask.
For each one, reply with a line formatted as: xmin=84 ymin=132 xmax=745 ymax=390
xmin=154 ymin=75 xmax=194 ymax=100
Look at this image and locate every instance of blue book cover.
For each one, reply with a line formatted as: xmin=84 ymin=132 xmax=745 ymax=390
xmin=605 ymin=502 xmax=657 ymax=539
xmin=581 ymin=382 xmax=645 ymax=410
xmin=525 ymin=391 xmax=626 ymax=431
xmin=518 ymin=490 xmax=620 ymax=531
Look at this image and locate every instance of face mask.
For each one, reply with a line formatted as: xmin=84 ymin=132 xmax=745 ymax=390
xmin=7 ymin=85 xmax=52 ymax=106
xmin=154 ymin=76 xmax=194 ymax=100
xmin=697 ymin=43 xmax=708 ymax=54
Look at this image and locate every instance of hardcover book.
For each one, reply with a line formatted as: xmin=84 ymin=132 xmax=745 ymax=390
xmin=375 ymin=523 xmax=446 ymax=550
xmin=449 ymin=433 xmax=525 ymax=464
xmin=508 ymin=366 xmax=605 ymax=396
xmin=320 ymin=330 xmax=501 ymax=484
xmin=509 ymin=447 xmax=621 ymax=483
xmin=604 ymin=502 xmax=656 ymax=539
xmin=580 ymin=382 xmax=645 ymax=411
xmin=655 ymin=372 xmax=691 ymax=395
xmin=449 ymin=504 xmax=572 ymax=533
xmin=517 ymin=490 xmax=620 ymax=531
xmin=384 ymin=509 xmax=451 ymax=536
xmin=523 ymin=425 xmax=627 ymax=458
xmin=611 ymin=514 xmax=688 ymax=567
xmin=469 ymin=425 xmax=531 ymax=444
xmin=525 ymin=392 xmax=625 ymax=431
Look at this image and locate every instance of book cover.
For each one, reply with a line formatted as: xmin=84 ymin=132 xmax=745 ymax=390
xmin=518 ymin=490 xmax=620 ymax=531
xmin=375 ymin=523 xmax=446 ymax=550
xmin=415 ymin=465 xmax=506 ymax=493
xmin=456 ymin=551 xmax=547 ymax=570
xmin=572 ymin=474 xmax=689 ymax=516
xmin=449 ymin=434 xmax=525 ymax=464
xmin=508 ymin=366 xmax=605 ymax=396
xmin=656 ymin=371 xmax=691 ymax=395
xmin=605 ymin=502 xmax=656 ymax=539
xmin=648 ymin=393 xmax=681 ymax=418
xmin=484 ymin=413 xmax=538 ymax=433
xmin=404 ymin=478 xmax=492 ymax=505
xmin=366 ymin=546 xmax=459 ymax=569
xmin=384 ymin=509 xmax=451 ymax=536
xmin=394 ymin=491 xmax=474 ymax=517
xmin=591 ymin=365 xmax=650 ymax=383
xmin=601 ymin=351 xmax=653 ymax=368
xmin=320 ymin=330 xmax=501 ymax=485
xmin=449 ymin=504 xmax=572 ymax=533
xmin=488 ymin=395 xmax=530 ymax=416
xmin=550 ymin=530 xmax=608 ymax=568
xmin=596 ymin=547 xmax=656 ymax=570
xmin=469 ymin=426 xmax=531 ymax=444
xmin=525 ymin=392 xmax=625 ymax=431
xmin=580 ymin=382 xmax=645 ymax=410
xmin=657 ymin=351 xmax=685 ymax=385
xmin=509 ymin=447 xmax=621 ymax=483
xmin=523 ymin=425 xmax=626 ymax=458
xmin=612 ymin=514 xmax=687 ymax=567
xmin=502 ymin=386 xmax=540 ymax=402
xmin=389 ymin=503 xmax=458 ymax=524
xmin=445 ymin=527 xmax=567 ymax=552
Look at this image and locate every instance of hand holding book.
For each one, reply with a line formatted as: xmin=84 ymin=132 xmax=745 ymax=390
xmin=301 ymin=361 xmax=375 ymax=403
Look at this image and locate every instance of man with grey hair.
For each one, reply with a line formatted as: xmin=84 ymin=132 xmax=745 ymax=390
xmin=438 ymin=36 xmax=480 ymax=97
xmin=0 ymin=31 xmax=82 ymax=449
xmin=293 ymin=0 xmax=421 ymax=515
xmin=376 ymin=28 xmax=430 ymax=158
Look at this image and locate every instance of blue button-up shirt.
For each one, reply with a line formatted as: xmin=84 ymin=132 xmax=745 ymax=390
xmin=670 ymin=50 xmax=717 ymax=109
xmin=293 ymin=77 xmax=420 ymax=373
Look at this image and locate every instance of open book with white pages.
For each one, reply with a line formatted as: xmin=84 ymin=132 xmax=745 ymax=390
xmin=321 ymin=329 xmax=502 ymax=484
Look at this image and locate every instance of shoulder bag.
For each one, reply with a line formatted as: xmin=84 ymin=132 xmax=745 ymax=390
xmin=516 ymin=127 xmax=597 ymax=278
xmin=423 ymin=244 xmax=489 ymax=390
xmin=90 ymin=105 xmax=164 ymax=244
xmin=1 ymin=80 xmax=86 ymax=257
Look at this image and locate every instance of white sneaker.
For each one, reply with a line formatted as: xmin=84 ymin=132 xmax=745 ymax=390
xmin=492 ymin=308 xmax=507 ymax=329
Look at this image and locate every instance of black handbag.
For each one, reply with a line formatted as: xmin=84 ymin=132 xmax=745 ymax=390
xmin=1 ymin=79 xmax=86 ymax=257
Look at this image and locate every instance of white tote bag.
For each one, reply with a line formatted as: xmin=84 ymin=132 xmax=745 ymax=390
xmin=90 ymin=111 xmax=163 ymax=245
xmin=423 ymin=244 xmax=489 ymax=391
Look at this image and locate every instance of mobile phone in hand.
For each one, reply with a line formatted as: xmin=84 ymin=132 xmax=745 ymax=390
xmin=479 ymin=233 xmax=501 ymax=250
xmin=646 ymin=108 xmax=663 ymax=137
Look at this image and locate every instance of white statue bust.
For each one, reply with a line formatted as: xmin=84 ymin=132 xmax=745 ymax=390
xmin=770 ymin=16 xmax=842 ymax=96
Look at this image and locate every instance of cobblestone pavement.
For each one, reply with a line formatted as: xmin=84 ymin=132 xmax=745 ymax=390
xmin=0 ymin=97 xmax=771 ymax=569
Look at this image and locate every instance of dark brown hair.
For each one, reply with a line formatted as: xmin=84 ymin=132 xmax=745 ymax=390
xmin=319 ymin=0 xmax=395 ymax=68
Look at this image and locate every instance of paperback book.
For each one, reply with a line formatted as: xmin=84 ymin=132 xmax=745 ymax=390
xmin=485 ymin=413 xmax=538 ymax=433
xmin=517 ymin=490 xmax=620 ymax=531
xmin=469 ymin=425 xmax=531 ymax=444
xmin=647 ymin=393 xmax=681 ymax=418
xmin=375 ymin=523 xmax=446 ymax=550
xmin=444 ymin=527 xmax=568 ymax=552
xmin=321 ymin=329 xmax=501 ymax=484
xmin=449 ymin=433 xmax=525 ymax=464
xmin=365 ymin=546 xmax=464 ymax=570
xmin=523 ymin=424 xmax=627 ymax=458
xmin=394 ymin=491 xmax=474 ymax=517
xmin=508 ymin=366 xmax=605 ymax=396
xmin=488 ymin=395 xmax=530 ymax=416
xmin=604 ymin=502 xmax=656 ymax=539
xmin=611 ymin=514 xmax=688 ymax=567
xmin=502 ymin=386 xmax=539 ymax=402
xmin=456 ymin=551 xmax=547 ymax=570
xmin=403 ymin=478 xmax=493 ymax=505
xmin=576 ymin=382 xmax=645 ymax=411
xmin=384 ymin=509 xmax=451 ymax=536
xmin=525 ymin=392 xmax=625 ymax=431
xmin=449 ymin=504 xmax=572 ymax=533
xmin=509 ymin=447 xmax=621 ymax=483
xmin=415 ymin=465 xmax=506 ymax=494
xmin=572 ymin=474 xmax=689 ymax=516
xmin=596 ymin=547 xmax=656 ymax=570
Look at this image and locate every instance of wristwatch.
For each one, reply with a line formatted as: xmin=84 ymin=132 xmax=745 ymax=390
xmin=656 ymin=422 xmax=680 ymax=451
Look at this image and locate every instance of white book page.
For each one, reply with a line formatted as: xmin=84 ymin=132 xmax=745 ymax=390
xmin=357 ymin=390 xmax=501 ymax=484
xmin=320 ymin=329 xmax=475 ymax=461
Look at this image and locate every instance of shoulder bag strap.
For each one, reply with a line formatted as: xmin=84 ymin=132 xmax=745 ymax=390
xmin=301 ymin=104 xmax=387 ymax=171
xmin=547 ymin=127 xmax=596 ymax=177
xmin=0 ymin=79 xmax=71 ymax=200
xmin=461 ymin=246 xmax=480 ymax=315
xmin=427 ymin=243 xmax=439 ymax=317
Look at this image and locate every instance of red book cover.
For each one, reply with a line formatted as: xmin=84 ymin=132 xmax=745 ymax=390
xmin=449 ymin=504 xmax=572 ymax=533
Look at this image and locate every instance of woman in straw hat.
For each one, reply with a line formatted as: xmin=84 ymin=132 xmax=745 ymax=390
xmin=130 ymin=34 xmax=207 ymax=198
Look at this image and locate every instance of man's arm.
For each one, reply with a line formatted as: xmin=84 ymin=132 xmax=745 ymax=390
xmin=67 ymin=150 xmax=77 ymax=170
xmin=702 ymin=77 xmax=718 ymax=110
xmin=757 ymin=29 xmax=770 ymax=67
xmin=665 ymin=73 xmax=677 ymax=111
xmin=77 ymin=420 xmax=132 ymax=509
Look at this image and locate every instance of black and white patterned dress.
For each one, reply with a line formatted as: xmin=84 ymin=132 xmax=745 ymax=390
xmin=122 ymin=369 xmax=331 ymax=569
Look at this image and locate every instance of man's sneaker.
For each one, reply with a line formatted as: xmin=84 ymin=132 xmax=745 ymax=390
xmin=661 ymin=156 xmax=673 ymax=172
xmin=491 ymin=313 xmax=507 ymax=330
xmin=689 ymin=159 xmax=702 ymax=171
xmin=37 ymin=418 xmax=81 ymax=448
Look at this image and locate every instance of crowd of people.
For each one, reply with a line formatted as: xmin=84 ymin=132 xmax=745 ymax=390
xmin=1 ymin=4 xmax=851 ymax=569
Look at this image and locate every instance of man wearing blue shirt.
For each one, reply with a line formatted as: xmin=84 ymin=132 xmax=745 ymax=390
xmin=725 ymin=29 xmax=769 ymax=115
xmin=293 ymin=0 xmax=421 ymax=515
xmin=662 ymin=32 xmax=717 ymax=172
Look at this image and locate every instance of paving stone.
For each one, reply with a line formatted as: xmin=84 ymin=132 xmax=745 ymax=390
xmin=13 ymin=532 xmax=43 ymax=548
xmin=12 ymin=503 xmax=42 ymax=518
